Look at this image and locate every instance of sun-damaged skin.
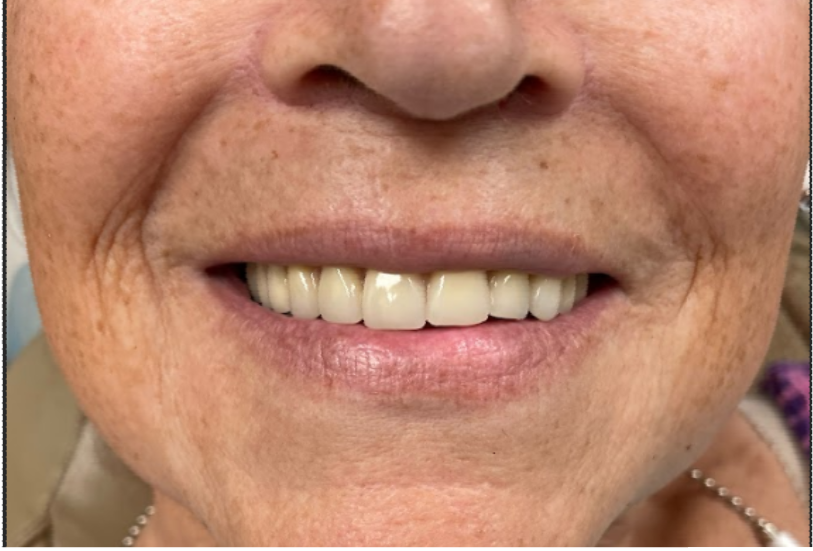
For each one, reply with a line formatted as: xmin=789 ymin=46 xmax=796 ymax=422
xmin=7 ymin=0 xmax=810 ymax=546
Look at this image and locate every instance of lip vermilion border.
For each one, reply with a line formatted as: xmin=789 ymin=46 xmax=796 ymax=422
xmin=182 ymin=223 xmax=623 ymax=282
xmin=202 ymin=270 xmax=625 ymax=403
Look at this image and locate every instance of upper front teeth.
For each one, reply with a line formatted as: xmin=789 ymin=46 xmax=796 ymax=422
xmin=427 ymin=271 xmax=490 ymax=327
xmin=319 ymin=267 xmax=364 ymax=324
xmin=246 ymin=265 xmax=589 ymax=330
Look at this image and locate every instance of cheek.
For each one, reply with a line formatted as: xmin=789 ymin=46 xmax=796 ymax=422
xmin=588 ymin=1 xmax=809 ymax=251
xmin=8 ymin=1 xmax=254 ymax=265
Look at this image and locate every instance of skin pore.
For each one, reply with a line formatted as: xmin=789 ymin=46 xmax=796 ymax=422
xmin=7 ymin=0 xmax=810 ymax=546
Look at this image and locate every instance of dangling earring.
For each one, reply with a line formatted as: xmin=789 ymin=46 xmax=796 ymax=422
xmin=801 ymin=163 xmax=810 ymax=213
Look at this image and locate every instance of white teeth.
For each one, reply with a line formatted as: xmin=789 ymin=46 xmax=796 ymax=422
xmin=489 ymin=271 xmax=530 ymax=320
xmin=427 ymin=271 xmax=490 ymax=327
xmin=266 ymin=265 xmax=291 ymax=313
xmin=246 ymin=263 xmax=267 ymax=305
xmin=318 ymin=267 xmax=363 ymax=324
xmin=558 ymin=276 xmax=577 ymax=314
xmin=288 ymin=266 xmax=320 ymax=319
xmin=362 ymin=271 xmax=426 ymax=330
xmin=529 ymin=275 xmax=563 ymax=322
xmin=246 ymin=264 xmax=594 ymax=329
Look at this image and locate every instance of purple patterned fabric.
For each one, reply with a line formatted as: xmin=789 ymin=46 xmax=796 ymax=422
xmin=761 ymin=362 xmax=810 ymax=458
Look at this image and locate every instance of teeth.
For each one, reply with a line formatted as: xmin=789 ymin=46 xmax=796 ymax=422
xmin=529 ymin=275 xmax=562 ymax=322
xmin=246 ymin=264 xmax=595 ymax=329
xmin=318 ymin=267 xmax=363 ymax=324
xmin=427 ymin=271 xmax=490 ymax=327
xmin=362 ymin=271 xmax=426 ymax=330
xmin=489 ymin=271 xmax=530 ymax=320
xmin=266 ymin=265 xmax=291 ymax=313
xmin=247 ymin=263 xmax=268 ymax=305
xmin=288 ymin=266 xmax=321 ymax=319
xmin=558 ymin=276 xmax=577 ymax=314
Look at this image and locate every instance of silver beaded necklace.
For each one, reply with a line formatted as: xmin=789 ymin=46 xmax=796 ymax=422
xmin=687 ymin=469 xmax=800 ymax=547
xmin=122 ymin=505 xmax=155 ymax=546
xmin=122 ymin=470 xmax=800 ymax=547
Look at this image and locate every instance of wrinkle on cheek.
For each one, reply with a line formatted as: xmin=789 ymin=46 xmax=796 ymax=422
xmin=83 ymin=174 xmax=169 ymax=353
xmin=602 ymin=104 xmax=725 ymax=313
xmin=665 ymin=192 xmax=726 ymax=313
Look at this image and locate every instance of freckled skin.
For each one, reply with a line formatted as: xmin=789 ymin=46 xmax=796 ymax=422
xmin=7 ymin=0 xmax=810 ymax=546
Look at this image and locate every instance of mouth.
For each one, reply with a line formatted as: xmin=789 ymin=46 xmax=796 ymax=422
xmin=200 ymin=261 xmax=621 ymax=403
xmin=191 ymin=225 xmax=626 ymax=403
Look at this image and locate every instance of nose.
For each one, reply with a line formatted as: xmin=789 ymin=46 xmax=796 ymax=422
xmin=261 ymin=1 xmax=585 ymax=121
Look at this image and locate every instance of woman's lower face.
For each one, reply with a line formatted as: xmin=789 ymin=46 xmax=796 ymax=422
xmin=8 ymin=0 xmax=809 ymax=545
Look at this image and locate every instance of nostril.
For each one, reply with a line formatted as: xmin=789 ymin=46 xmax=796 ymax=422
xmin=304 ymin=65 xmax=364 ymax=90
xmin=495 ymin=75 xmax=557 ymax=114
xmin=513 ymin=76 xmax=548 ymax=100
xmin=291 ymin=64 xmax=392 ymax=112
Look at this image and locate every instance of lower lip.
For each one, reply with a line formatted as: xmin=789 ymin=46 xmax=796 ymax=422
xmin=202 ymin=270 xmax=624 ymax=404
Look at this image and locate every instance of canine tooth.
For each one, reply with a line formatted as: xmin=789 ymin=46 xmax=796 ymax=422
xmin=574 ymin=273 xmax=589 ymax=303
xmin=288 ymin=266 xmax=320 ymax=319
xmin=265 ymin=265 xmax=291 ymax=313
xmin=362 ymin=271 xmax=426 ymax=330
xmin=558 ymin=276 xmax=577 ymax=314
xmin=318 ymin=267 xmax=363 ymax=324
xmin=489 ymin=271 xmax=530 ymax=320
xmin=529 ymin=275 xmax=562 ymax=321
xmin=427 ymin=271 xmax=490 ymax=326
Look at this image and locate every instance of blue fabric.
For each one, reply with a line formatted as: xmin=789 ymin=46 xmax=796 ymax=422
xmin=6 ymin=263 xmax=42 ymax=363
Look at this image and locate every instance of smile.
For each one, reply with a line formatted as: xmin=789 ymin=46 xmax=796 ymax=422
xmin=192 ymin=224 xmax=627 ymax=401
xmin=245 ymin=264 xmax=592 ymax=330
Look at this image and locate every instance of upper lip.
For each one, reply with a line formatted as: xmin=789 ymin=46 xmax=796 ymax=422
xmin=196 ymin=220 xmax=620 ymax=280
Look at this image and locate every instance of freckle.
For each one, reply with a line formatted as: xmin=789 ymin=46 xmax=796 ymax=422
xmin=539 ymin=160 xmax=549 ymax=170
xmin=95 ymin=320 xmax=104 ymax=333
xmin=697 ymin=153 xmax=711 ymax=164
xmin=711 ymin=77 xmax=729 ymax=92
xmin=28 ymin=72 xmax=37 ymax=85
xmin=219 ymin=137 xmax=228 ymax=148
xmin=270 ymin=150 xmax=278 ymax=159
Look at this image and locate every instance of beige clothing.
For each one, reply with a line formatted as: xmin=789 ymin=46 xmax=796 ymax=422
xmin=7 ymin=214 xmax=810 ymax=547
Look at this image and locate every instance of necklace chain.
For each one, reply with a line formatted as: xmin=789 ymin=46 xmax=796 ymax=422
xmin=688 ymin=469 xmax=799 ymax=547
xmin=122 ymin=470 xmax=799 ymax=546
xmin=122 ymin=505 xmax=155 ymax=546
